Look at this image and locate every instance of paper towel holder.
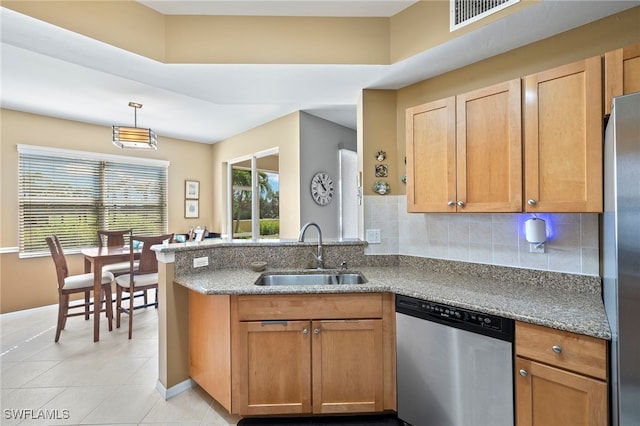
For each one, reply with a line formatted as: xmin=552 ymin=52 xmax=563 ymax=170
xmin=525 ymin=217 xmax=546 ymax=253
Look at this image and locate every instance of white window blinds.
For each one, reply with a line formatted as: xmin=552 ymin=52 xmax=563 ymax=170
xmin=18 ymin=145 xmax=169 ymax=257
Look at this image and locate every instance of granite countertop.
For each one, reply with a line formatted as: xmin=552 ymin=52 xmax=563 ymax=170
xmin=174 ymin=265 xmax=611 ymax=340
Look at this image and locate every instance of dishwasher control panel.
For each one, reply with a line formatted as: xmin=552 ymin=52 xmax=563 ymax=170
xmin=396 ymin=295 xmax=514 ymax=342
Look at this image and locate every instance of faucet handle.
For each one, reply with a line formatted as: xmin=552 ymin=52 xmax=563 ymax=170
xmin=340 ymin=261 xmax=348 ymax=270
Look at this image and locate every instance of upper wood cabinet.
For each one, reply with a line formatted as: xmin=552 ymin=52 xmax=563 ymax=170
xmin=605 ymin=42 xmax=640 ymax=116
xmin=523 ymin=56 xmax=603 ymax=213
xmin=406 ymin=79 xmax=522 ymax=213
xmin=406 ymin=97 xmax=456 ymax=213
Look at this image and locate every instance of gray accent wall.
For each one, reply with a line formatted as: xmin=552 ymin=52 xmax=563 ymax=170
xmin=299 ymin=112 xmax=357 ymax=239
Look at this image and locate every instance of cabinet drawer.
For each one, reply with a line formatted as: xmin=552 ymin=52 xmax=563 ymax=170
xmin=515 ymin=321 xmax=607 ymax=380
xmin=236 ymin=293 xmax=384 ymax=321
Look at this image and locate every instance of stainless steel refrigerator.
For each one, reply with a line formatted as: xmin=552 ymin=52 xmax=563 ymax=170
xmin=603 ymin=91 xmax=640 ymax=426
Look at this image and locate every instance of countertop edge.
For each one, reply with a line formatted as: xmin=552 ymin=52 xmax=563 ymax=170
xmin=173 ymin=266 xmax=611 ymax=341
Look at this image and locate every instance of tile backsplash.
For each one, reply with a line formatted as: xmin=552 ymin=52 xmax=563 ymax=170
xmin=364 ymin=195 xmax=599 ymax=276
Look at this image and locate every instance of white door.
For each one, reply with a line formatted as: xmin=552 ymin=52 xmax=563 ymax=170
xmin=339 ymin=149 xmax=358 ymax=239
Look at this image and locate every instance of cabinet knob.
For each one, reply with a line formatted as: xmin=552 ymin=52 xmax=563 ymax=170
xmin=303 ymin=328 xmax=308 ymax=335
xmin=313 ymin=328 xmax=320 ymax=335
xmin=552 ymin=345 xmax=562 ymax=354
xmin=447 ymin=201 xmax=455 ymax=207
xmin=457 ymin=200 xmax=465 ymax=208
xmin=527 ymin=199 xmax=537 ymax=206
xmin=519 ymin=369 xmax=528 ymax=377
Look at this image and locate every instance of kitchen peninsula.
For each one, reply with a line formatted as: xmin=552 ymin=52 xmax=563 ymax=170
xmin=153 ymin=239 xmax=610 ymax=416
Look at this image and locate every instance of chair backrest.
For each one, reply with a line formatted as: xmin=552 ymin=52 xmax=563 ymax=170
xmin=45 ymin=235 xmax=68 ymax=290
xmin=131 ymin=234 xmax=174 ymax=274
xmin=97 ymin=229 xmax=133 ymax=248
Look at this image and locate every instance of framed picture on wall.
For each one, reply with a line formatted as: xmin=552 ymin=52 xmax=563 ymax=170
xmin=185 ymin=199 xmax=199 ymax=218
xmin=185 ymin=180 xmax=200 ymax=199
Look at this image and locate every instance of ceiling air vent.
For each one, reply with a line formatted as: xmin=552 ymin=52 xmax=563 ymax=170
xmin=451 ymin=0 xmax=520 ymax=31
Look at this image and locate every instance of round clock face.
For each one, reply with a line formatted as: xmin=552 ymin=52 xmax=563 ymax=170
xmin=310 ymin=172 xmax=334 ymax=206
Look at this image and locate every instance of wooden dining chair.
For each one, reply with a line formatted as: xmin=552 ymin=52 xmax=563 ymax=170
xmin=97 ymin=229 xmax=138 ymax=275
xmin=115 ymin=233 xmax=174 ymax=339
xmin=45 ymin=235 xmax=114 ymax=342
xmin=97 ymin=228 xmax=150 ymax=307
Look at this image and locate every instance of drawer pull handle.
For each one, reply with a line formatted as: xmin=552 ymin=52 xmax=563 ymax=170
xmin=447 ymin=201 xmax=455 ymax=207
xmin=314 ymin=328 xmax=320 ymax=335
xmin=303 ymin=328 xmax=308 ymax=335
xmin=528 ymin=199 xmax=537 ymax=206
xmin=457 ymin=200 xmax=465 ymax=208
xmin=552 ymin=345 xmax=562 ymax=354
xmin=519 ymin=369 xmax=528 ymax=377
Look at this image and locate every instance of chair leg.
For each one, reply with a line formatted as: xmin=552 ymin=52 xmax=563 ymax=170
xmin=104 ymin=284 xmax=113 ymax=332
xmin=128 ymin=290 xmax=134 ymax=339
xmin=55 ymin=294 xmax=68 ymax=342
xmin=84 ymin=290 xmax=90 ymax=320
xmin=116 ymin=285 xmax=122 ymax=329
xmin=143 ymin=289 xmax=148 ymax=306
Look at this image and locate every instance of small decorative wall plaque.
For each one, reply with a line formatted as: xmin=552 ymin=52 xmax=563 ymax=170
xmin=185 ymin=180 xmax=200 ymax=199
xmin=375 ymin=164 xmax=388 ymax=177
xmin=372 ymin=180 xmax=390 ymax=195
xmin=185 ymin=199 xmax=199 ymax=218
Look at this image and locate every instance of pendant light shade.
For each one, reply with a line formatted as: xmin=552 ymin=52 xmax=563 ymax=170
xmin=113 ymin=102 xmax=157 ymax=150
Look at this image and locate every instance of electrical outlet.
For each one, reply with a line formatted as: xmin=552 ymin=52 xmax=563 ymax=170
xmin=529 ymin=243 xmax=545 ymax=254
xmin=366 ymin=229 xmax=381 ymax=244
xmin=193 ymin=256 xmax=209 ymax=267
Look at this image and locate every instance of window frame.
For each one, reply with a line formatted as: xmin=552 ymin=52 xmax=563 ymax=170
xmin=226 ymin=148 xmax=279 ymax=241
xmin=17 ymin=144 xmax=170 ymax=258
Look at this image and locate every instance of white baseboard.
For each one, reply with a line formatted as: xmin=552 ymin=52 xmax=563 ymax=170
xmin=156 ymin=378 xmax=194 ymax=400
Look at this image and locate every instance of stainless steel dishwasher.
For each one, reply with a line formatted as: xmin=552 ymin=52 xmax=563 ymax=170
xmin=396 ymin=294 xmax=514 ymax=426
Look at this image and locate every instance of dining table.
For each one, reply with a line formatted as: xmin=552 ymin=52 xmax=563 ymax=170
xmin=82 ymin=246 xmax=140 ymax=342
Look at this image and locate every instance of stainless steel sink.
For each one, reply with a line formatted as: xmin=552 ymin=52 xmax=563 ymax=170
xmin=254 ymin=271 xmax=367 ymax=286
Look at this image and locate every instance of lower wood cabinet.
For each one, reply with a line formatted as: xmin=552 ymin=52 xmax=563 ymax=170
xmin=189 ymin=291 xmax=395 ymax=417
xmin=237 ymin=319 xmax=383 ymax=415
xmin=515 ymin=357 xmax=607 ymax=426
xmin=514 ymin=321 xmax=608 ymax=426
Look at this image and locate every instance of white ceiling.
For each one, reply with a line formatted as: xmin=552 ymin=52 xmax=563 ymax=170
xmin=1 ymin=1 xmax=638 ymax=144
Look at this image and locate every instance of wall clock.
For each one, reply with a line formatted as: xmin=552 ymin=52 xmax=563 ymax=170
xmin=310 ymin=171 xmax=334 ymax=206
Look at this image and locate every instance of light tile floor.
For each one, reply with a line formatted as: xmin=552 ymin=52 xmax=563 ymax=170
xmin=0 ymin=297 xmax=241 ymax=425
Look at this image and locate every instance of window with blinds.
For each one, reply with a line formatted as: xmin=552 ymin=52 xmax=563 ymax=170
xmin=18 ymin=145 xmax=168 ymax=257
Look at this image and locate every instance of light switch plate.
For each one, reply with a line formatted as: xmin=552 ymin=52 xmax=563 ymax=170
xmin=193 ymin=256 xmax=209 ymax=267
xmin=366 ymin=229 xmax=381 ymax=244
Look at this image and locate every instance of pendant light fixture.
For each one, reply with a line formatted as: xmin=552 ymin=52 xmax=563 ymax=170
xmin=112 ymin=102 xmax=158 ymax=150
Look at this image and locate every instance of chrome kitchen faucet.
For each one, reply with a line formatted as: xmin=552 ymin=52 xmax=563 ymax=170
xmin=297 ymin=222 xmax=324 ymax=269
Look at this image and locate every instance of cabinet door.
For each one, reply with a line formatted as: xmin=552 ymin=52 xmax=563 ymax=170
xmin=456 ymin=79 xmax=522 ymax=212
xmin=406 ymin=97 xmax=456 ymax=212
xmin=515 ymin=357 xmax=607 ymax=426
xmin=312 ymin=320 xmax=383 ymax=414
xmin=524 ymin=56 xmax=602 ymax=212
xmin=236 ymin=320 xmax=311 ymax=416
xmin=605 ymin=43 xmax=640 ymax=115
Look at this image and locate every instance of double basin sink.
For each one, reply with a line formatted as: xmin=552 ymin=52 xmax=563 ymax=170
xmin=255 ymin=270 xmax=367 ymax=286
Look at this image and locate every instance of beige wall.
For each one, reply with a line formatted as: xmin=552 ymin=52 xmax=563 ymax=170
xmin=2 ymin=4 xmax=639 ymax=314
xmin=389 ymin=0 xmax=538 ymax=63
xmin=2 ymin=0 xmax=166 ymax=62
xmin=211 ymin=112 xmax=301 ymax=240
xmin=361 ymin=90 xmax=399 ymax=196
xmin=0 ymin=109 xmax=213 ymax=313
xmin=3 ymin=1 xmax=389 ymax=66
